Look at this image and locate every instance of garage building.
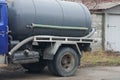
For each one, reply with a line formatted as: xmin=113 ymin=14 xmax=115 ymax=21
xmin=90 ymin=2 xmax=120 ymax=52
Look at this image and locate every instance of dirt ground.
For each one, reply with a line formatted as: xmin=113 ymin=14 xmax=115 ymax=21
xmin=0 ymin=66 xmax=120 ymax=80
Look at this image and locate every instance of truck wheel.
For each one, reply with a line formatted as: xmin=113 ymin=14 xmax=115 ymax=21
xmin=48 ymin=47 xmax=79 ymax=77
xmin=22 ymin=61 xmax=46 ymax=73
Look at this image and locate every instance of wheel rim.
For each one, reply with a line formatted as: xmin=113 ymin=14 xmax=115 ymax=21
xmin=60 ymin=52 xmax=75 ymax=72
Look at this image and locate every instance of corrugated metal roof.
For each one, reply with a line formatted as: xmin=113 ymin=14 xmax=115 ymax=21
xmin=90 ymin=2 xmax=120 ymax=10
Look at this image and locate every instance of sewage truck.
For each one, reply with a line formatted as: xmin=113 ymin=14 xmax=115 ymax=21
xmin=0 ymin=0 xmax=95 ymax=77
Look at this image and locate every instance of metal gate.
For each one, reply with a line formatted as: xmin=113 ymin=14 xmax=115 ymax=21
xmin=105 ymin=14 xmax=120 ymax=52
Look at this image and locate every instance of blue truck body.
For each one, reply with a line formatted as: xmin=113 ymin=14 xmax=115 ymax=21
xmin=0 ymin=0 xmax=8 ymax=54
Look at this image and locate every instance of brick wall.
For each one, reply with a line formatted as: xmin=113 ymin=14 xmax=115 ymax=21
xmin=91 ymin=14 xmax=103 ymax=51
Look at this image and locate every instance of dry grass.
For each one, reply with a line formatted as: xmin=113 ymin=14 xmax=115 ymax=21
xmin=81 ymin=51 xmax=120 ymax=67
xmin=0 ymin=51 xmax=120 ymax=69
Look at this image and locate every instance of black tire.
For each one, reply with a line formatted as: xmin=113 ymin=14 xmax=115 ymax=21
xmin=22 ymin=61 xmax=47 ymax=73
xmin=48 ymin=47 xmax=79 ymax=77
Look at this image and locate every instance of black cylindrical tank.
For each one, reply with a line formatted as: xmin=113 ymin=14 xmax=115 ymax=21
xmin=7 ymin=0 xmax=92 ymax=40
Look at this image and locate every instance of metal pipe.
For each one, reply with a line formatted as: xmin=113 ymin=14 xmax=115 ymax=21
xmin=9 ymin=36 xmax=34 ymax=55
xmin=83 ymin=28 xmax=95 ymax=38
xmin=31 ymin=23 xmax=88 ymax=30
